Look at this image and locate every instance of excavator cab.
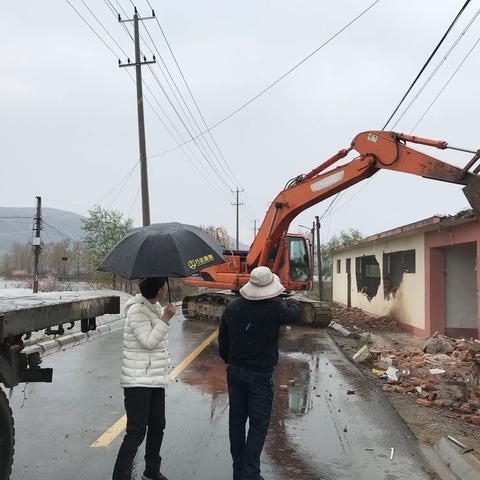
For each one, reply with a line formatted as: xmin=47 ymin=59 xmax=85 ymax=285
xmin=286 ymin=234 xmax=311 ymax=284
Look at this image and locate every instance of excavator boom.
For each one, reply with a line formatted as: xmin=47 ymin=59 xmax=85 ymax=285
xmin=183 ymin=130 xmax=480 ymax=327
xmin=249 ymin=130 xmax=479 ymax=267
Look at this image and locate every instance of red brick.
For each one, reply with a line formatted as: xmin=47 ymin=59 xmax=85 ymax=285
xmin=460 ymin=403 xmax=474 ymax=414
xmin=420 ymin=381 xmax=435 ymax=391
xmin=416 ymin=399 xmax=432 ymax=407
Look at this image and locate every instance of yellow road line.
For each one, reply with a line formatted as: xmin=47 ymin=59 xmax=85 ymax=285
xmin=169 ymin=329 xmax=218 ymax=380
xmin=90 ymin=416 xmax=127 ymax=448
xmin=90 ymin=328 xmax=219 ymax=448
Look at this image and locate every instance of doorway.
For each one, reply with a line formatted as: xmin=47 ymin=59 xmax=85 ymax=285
xmin=445 ymin=243 xmax=478 ymax=337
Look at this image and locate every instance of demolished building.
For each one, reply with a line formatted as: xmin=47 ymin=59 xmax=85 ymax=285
xmin=331 ymin=210 xmax=479 ymax=338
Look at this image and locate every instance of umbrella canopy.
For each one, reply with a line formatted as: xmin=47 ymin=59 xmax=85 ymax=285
xmin=97 ymin=222 xmax=225 ymax=279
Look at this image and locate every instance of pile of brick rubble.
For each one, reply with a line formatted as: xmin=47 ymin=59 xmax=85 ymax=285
xmin=361 ymin=332 xmax=480 ymax=424
xmin=331 ymin=303 xmax=401 ymax=332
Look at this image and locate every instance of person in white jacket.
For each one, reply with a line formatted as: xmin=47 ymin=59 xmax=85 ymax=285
xmin=112 ymin=277 xmax=176 ymax=480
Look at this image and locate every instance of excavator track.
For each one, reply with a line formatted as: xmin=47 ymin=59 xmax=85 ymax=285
xmin=0 ymin=387 xmax=14 ymax=480
xmin=182 ymin=293 xmax=332 ymax=328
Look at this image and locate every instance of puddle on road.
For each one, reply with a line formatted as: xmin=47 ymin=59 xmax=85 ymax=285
xmin=169 ymin=323 xmax=435 ymax=480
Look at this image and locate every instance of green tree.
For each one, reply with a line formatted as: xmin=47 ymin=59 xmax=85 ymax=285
xmin=200 ymin=225 xmax=232 ymax=249
xmin=82 ymin=206 xmax=133 ymax=269
xmin=321 ymin=228 xmax=363 ymax=278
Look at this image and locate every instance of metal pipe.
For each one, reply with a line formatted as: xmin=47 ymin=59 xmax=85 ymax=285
xmin=446 ymin=145 xmax=479 ymax=154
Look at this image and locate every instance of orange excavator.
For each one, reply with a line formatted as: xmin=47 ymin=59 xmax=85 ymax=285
xmin=183 ymin=130 xmax=480 ymax=326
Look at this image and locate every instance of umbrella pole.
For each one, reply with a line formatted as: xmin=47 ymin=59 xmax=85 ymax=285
xmin=166 ymin=278 xmax=172 ymax=303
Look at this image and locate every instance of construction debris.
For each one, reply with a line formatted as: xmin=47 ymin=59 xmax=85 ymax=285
xmin=329 ymin=320 xmax=356 ymax=338
xmin=331 ymin=304 xmax=401 ymax=332
xmin=423 ymin=332 xmax=455 ymax=354
xmin=352 ymin=345 xmax=371 ymax=364
xmin=368 ymin=335 xmax=480 ymax=425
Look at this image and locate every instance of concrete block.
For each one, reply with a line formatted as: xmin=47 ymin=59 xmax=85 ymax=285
xmin=39 ymin=339 xmax=61 ymax=354
xmin=23 ymin=344 xmax=43 ymax=356
xmin=434 ymin=437 xmax=480 ymax=480
xmin=70 ymin=332 xmax=87 ymax=345
xmin=353 ymin=345 xmax=371 ymax=364
xmin=57 ymin=335 xmax=76 ymax=348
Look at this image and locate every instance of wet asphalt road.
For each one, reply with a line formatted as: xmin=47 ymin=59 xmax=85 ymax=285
xmin=8 ymin=313 xmax=438 ymax=480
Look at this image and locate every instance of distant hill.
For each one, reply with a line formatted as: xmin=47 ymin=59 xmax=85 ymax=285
xmin=0 ymin=207 xmax=84 ymax=255
xmin=0 ymin=207 xmax=250 ymax=255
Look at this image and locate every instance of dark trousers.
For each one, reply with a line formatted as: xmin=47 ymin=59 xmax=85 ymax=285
xmin=112 ymin=387 xmax=166 ymax=480
xmin=227 ymin=365 xmax=274 ymax=480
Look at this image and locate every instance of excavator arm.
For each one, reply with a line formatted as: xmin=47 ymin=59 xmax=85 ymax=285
xmin=248 ymin=130 xmax=480 ymax=268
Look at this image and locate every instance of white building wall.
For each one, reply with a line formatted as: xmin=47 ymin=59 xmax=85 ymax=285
xmin=332 ymin=233 xmax=425 ymax=330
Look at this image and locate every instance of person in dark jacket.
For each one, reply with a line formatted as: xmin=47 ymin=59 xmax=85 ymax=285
xmin=219 ymin=266 xmax=300 ymax=480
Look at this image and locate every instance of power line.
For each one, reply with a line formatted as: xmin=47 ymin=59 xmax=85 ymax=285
xmin=142 ymin=20 xmax=240 ymax=190
xmin=103 ymin=0 xmax=118 ymax=17
xmin=107 ymin=162 xmax=138 ymax=210
xmin=146 ymin=64 xmax=234 ymax=192
xmin=127 ymin=186 xmax=141 ymax=216
xmin=319 ymin=191 xmax=344 ymax=222
xmin=142 ymin=7 xmax=257 ymax=219
xmin=382 ymin=0 xmax=472 ymax=130
xmin=323 ymin=178 xmax=375 ymax=220
xmin=145 ymin=7 xmax=244 ymax=189
xmin=391 ymin=6 xmax=480 ymax=130
xmin=411 ymin=32 xmax=480 ymax=132
xmin=63 ymin=0 xmax=120 ymax=59
xmin=95 ymin=162 xmax=139 ymax=207
xmin=112 ymin=8 xmax=237 ymax=199
xmin=133 ymin=70 xmax=234 ymax=201
xmin=79 ymin=0 xmax=129 ymax=57
xmin=43 ymin=222 xmax=76 ymax=242
xmin=148 ymin=0 xmax=382 ymax=158
xmin=126 ymin=70 xmax=235 ymax=203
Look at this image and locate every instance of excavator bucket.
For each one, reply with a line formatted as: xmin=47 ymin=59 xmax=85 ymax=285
xmin=463 ymin=175 xmax=480 ymax=218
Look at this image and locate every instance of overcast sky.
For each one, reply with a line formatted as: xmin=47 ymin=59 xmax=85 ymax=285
xmin=2 ymin=1 xmax=479 ymax=245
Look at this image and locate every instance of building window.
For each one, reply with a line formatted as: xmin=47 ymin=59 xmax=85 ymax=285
xmin=355 ymin=255 xmax=380 ymax=300
xmin=337 ymin=259 xmax=341 ymax=274
xmin=383 ymin=250 xmax=416 ymax=296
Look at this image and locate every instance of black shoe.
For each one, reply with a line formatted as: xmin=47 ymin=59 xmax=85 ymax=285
xmin=141 ymin=473 xmax=169 ymax=480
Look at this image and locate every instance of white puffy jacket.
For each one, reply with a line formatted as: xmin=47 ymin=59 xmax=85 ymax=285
xmin=121 ymin=294 xmax=171 ymax=388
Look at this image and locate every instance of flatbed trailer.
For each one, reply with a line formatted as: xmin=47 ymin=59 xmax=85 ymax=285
xmin=0 ymin=291 xmax=120 ymax=480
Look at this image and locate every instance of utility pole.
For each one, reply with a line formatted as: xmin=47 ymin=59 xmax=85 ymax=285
xmin=252 ymin=219 xmax=259 ymax=240
xmin=310 ymin=222 xmax=315 ymax=290
xmin=299 ymin=223 xmax=315 ymax=287
xmin=231 ymin=188 xmax=244 ymax=250
xmin=315 ymin=215 xmax=323 ymax=301
xmin=119 ymin=8 xmax=156 ymax=226
xmin=32 ymin=196 xmax=42 ymax=293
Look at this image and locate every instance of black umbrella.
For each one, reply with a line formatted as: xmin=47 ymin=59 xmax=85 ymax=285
xmin=98 ymin=222 xmax=225 ymax=279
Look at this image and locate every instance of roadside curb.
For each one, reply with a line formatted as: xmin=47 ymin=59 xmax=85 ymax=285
xmin=24 ymin=316 xmax=126 ymax=358
xmin=327 ymin=330 xmax=480 ymax=480
xmin=433 ymin=437 xmax=480 ymax=480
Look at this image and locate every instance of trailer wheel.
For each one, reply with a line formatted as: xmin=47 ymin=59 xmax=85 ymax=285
xmin=0 ymin=387 xmax=14 ymax=480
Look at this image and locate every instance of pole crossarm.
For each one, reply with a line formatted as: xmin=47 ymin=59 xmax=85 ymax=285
xmin=119 ymin=15 xmax=155 ymax=23
xmin=119 ymin=60 xmax=156 ymax=68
